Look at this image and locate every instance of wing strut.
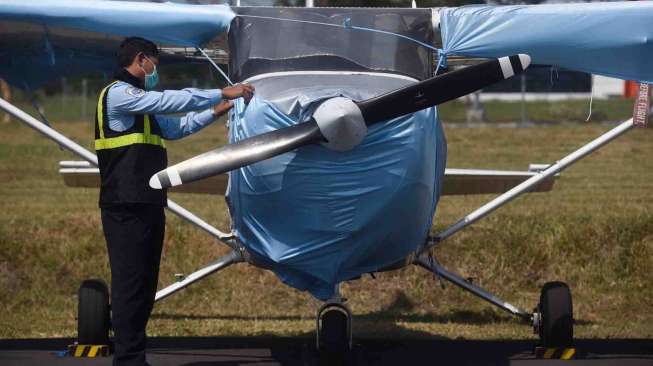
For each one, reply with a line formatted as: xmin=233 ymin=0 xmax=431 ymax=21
xmin=0 ymin=97 xmax=238 ymax=250
xmin=423 ymin=117 xmax=637 ymax=253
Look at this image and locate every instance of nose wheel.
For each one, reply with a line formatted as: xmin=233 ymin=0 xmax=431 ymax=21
xmin=533 ymin=281 xmax=574 ymax=348
xmin=316 ymin=301 xmax=352 ymax=366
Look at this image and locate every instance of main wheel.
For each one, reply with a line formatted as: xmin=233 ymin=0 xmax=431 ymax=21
xmin=538 ymin=281 xmax=573 ymax=347
xmin=78 ymin=279 xmax=110 ymax=345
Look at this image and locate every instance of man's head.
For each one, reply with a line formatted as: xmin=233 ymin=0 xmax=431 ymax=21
xmin=117 ymin=37 xmax=160 ymax=88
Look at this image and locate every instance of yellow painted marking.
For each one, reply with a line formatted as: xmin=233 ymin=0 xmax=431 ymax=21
xmin=88 ymin=346 xmax=99 ymax=357
xmin=544 ymin=348 xmax=556 ymax=358
xmin=561 ymin=348 xmax=576 ymax=360
xmin=74 ymin=346 xmax=85 ymax=357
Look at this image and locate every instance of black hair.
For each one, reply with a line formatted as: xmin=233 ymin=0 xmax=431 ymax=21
xmin=116 ymin=37 xmax=159 ymax=68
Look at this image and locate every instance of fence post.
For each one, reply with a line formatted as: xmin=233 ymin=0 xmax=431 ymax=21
xmin=61 ymin=77 xmax=68 ymax=110
xmin=520 ymin=72 xmax=527 ymax=126
xmin=81 ymin=78 xmax=88 ymax=121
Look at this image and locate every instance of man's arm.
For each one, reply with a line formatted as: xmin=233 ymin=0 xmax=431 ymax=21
xmin=110 ymin=84 xmax=223 ymax=115
xmin=106 ymin=82 xmax=252 ymax=133
xmin=157 ymin=100 xmax=233 ymax=140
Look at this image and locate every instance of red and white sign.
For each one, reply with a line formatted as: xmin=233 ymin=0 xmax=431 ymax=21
xmin=633 ymin=82 xmax=650 ymax=127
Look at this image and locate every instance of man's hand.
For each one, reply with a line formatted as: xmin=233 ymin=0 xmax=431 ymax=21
xmin=212 ymin=100 xmax=234 ymax=118
xmin=222 ymin=83 xmax=255 ymax=103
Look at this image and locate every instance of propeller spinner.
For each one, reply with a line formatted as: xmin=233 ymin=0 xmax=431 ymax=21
xmin=150 ymin=54 xmax=531 ymax=190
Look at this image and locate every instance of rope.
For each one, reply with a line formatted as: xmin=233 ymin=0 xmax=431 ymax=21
xmin=200 ymin=14 xmax=447 ymax=84
xmin=238 ymin=14 xmax=439 ymax=52
xmin=196 ymin=47 xmax=234 ymax=86
xmin=236 ymin=14 xmax=444 ymax=56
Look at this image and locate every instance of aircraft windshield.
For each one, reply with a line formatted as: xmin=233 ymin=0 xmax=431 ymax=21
xmin=229 ymin=7 xmax=435 ymax=82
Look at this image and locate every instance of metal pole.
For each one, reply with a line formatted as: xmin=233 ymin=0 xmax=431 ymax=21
xmin=0 ymin=97 xmax=237 ymax=248
xmin=61 ymin=77 xmax=67 ymax=110
xmin=414 ymin=254 xmax=530 ymax=319
xmin=155 ymin=250 xmax=243 ymax=302
xmin=520 ymin=72 xmax=527 ymax=126
xmin=426 ymin=118 xmax=635 ymax=248
xmin=166 ymin=200 xmax=234 ymax=242
xmin=81 ymin=78 xmax=88 ymax=121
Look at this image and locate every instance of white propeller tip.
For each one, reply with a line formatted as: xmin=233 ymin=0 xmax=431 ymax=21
xmin=518 ymin=54 xmax=531 ymax=69
xmin=149 ymin=175 xmax=162 ymax=189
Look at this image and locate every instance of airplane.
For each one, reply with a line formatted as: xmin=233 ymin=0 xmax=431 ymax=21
xmin=1 ymin=0 xmax=651 ymax=363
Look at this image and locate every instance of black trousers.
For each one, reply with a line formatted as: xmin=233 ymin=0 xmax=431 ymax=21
xmin=101 ymin=204 xmax=165 ymax=366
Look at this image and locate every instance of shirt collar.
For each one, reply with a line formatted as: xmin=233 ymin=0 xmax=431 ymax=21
xmin=114 ymin=68 xmax=145 ymax=90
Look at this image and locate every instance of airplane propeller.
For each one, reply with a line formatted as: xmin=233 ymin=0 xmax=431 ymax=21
xmin=150 ymin=54 xmax=531 ymax=190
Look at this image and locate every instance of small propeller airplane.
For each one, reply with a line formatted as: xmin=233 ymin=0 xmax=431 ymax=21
xmin=1 ymin=0 xmax=651 ymax=362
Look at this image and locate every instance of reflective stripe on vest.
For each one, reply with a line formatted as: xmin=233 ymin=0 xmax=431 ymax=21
xmin=94 ymin=82 xmax=166 ymax=151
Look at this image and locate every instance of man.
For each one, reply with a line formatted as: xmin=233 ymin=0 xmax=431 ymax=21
xmin=96 ymin=37 xmax=253 ymax=366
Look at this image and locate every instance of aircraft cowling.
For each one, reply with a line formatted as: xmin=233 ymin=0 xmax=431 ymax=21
xmin=226 ymin=93 xmax=447 ymax=300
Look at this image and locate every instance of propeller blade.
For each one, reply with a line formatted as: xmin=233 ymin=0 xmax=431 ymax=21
xmin=150 ymin=54 xmax=531 ymax=190
xmin=356 ymin=54 xmax=531 ymax=125
xmin=149 ymin=119 xmax=324 ymax=189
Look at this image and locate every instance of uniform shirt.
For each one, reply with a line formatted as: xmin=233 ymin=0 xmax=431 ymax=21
xmin=106 ymin=81 xmax=223 ymax=140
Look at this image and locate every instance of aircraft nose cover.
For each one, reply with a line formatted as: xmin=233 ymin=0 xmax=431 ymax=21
xmin=227 ymin=96 xmax=447 ymax=300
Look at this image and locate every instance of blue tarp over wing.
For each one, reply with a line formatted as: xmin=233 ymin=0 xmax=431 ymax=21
xmin=440 ymin=2 xmax=653 ymax=83
xmin=0 ymin=0 xmax=234 ymax=48
xmin=0 ymin=0 xmax=234 ymax=89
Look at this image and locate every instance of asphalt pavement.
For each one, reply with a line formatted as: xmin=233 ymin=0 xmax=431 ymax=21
xmin=0 ymin=337 xmax=651 ymax=366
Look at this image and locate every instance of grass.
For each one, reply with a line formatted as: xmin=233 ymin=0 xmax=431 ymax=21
xmin=0 ymin=103 xmax=652 ymax=341
xmin=9 ymin=93 xmax=637 ymax=124
xmin=437 ymin=98 xmax=636 ymax=123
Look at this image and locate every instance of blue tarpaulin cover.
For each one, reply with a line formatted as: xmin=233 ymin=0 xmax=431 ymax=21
xmin=0 ymin=0 xmax=234 ymax=47
xmin=227 ymin=92 xmax=447 ymax=300
xmin=440 ymin=2 xmax=653 ymax=83
xmin=0 ymin=0 xmax=234 ymax=89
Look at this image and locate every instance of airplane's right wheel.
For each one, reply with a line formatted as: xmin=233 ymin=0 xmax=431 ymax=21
xmin=77 ymin=279 xmax=110 ymax=345
xmin=538 ymin=281 xmax=573 ymax=347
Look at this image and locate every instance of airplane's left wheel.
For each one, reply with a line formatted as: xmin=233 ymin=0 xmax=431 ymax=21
xmin=78 ymin=279 xmax=110 ymax=345
xmin=537 ymin=281 xmax=573 ymax=347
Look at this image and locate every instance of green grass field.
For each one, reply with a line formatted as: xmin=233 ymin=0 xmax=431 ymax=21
xmin=12 ymin=94 xmax=638 ymax=125
xmin=0 ymin=105 xmax=651 ymax=341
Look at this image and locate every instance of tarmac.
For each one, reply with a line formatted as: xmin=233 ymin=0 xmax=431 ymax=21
xmin=0 ymin=337 xmax=651 ymax=366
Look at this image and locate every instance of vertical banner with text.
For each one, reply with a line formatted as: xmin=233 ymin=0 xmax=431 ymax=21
xmin=633 ymin=82 xmax=650 ymax=127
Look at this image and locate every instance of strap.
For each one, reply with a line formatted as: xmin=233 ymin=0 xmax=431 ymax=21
xmin=144 ymin=114 xmax=151 ymax=136
xmin=96 ymin=81 xmax=118 ymax=140
xmin=95 ymin=132 xmax=166 ymax=150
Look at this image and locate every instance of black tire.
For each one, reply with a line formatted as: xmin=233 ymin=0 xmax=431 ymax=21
xmin=539 ymin=281 xmax=573 ymax=347
xmin=317 ymin=306 xmax=351 ymax=366
xmin=78 ymin=279 xmax=110 ymax=345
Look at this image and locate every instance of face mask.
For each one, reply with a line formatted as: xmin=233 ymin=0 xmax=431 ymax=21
xmin=140 ymin=56 xmax=159 ymax=90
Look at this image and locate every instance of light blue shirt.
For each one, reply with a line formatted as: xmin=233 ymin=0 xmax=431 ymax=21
xmin=106 ymin=81 xmax=223 ymax=140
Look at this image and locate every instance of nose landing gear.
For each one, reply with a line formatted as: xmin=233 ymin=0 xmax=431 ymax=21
xmin=316 ymin=300 xmax=352 ymax=366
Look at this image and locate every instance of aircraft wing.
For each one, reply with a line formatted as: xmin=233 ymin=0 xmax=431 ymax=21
xmin=59 ymin=161 xmax=556 ymax=196
xmin=0 ymin=0 xmax=234 ymax=90
xmin=4 ymin=2 xmax=653 ymax=90
xmin=440 ymin=2 xmax=653 ymax=83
